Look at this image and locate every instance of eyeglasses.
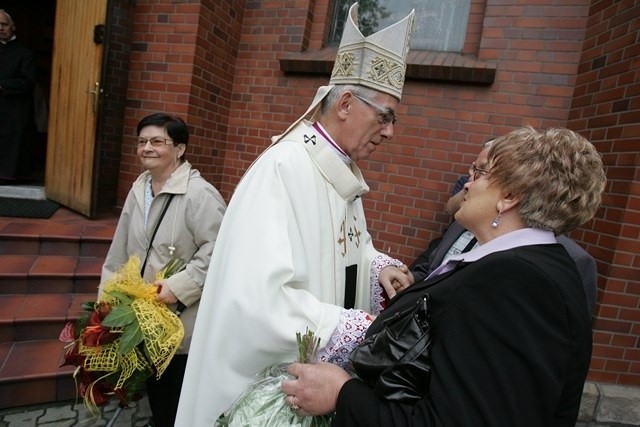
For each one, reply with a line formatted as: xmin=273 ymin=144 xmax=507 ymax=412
xmin=352 ymin=94 xmax=397 ymax=125
xmin=136 ymin=137 xmax=174 ymax=147
xmin=469 ymin=162 xmax=491 ymax=181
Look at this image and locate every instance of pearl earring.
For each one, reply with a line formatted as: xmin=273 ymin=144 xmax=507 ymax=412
xmin=491 ymin=211 xmax=502 ymax=228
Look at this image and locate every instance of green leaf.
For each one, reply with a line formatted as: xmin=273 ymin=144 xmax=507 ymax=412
xmin=119 ymin=321 xmax=144 ymax=355
xmin=161 ymin=257 xmax=187 ymax=278
xmin=296 ymin=328 xmax=321 ymax=363
xmin=102 ymin=305 xmax=136 ymax=327
xmin=81 ymin=301 xmax=96 ymax=311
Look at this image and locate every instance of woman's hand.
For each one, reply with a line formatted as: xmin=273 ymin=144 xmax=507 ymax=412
xmin=281 ymin=362 xmax=351 ymax=416
xmin=379 ymin=264 xmax=414 ymax=299
xmin=155 ymin=279 xmax=178 ymax=305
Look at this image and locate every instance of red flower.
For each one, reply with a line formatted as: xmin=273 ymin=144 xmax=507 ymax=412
xmin=60 ymin=341 xmax=86 ymax=368
xmin=81 ymin=325 xmax=118 ymax=347
xmin=59 ymin=322 xmax=76 ymax=343
xmin=95 ymin=303 xmax=112 ymax=321
xmin=77 ymin=368 xmax=114 ymax=407
xmin=80 ymin=304 xmax=118 ymax=347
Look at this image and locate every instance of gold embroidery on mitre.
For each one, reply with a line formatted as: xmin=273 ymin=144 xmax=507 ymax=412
xmin=369 ymin=56 xmax=405 ymax=90
xmin=332 ymin=52 xmax=357 ymax=78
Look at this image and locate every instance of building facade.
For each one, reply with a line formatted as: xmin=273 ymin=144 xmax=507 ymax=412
xmin=111 ymin=0 xmax=639 ymax=388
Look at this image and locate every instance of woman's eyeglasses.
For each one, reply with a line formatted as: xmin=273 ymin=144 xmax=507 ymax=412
xmin=352 ymin=94 xmax=397 ymax=125
xmin=469 ymin=162 xmax=491 ymax=181
xmin=137 ymin=137 xmax=174 ymax=147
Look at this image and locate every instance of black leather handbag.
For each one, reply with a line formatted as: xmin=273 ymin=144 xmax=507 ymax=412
xmin=349 ymin=294 xmax=432 ymax=403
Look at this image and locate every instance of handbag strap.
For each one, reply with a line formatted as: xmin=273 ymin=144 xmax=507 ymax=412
xmin=140 ymin=194 xmax=175 ymax=276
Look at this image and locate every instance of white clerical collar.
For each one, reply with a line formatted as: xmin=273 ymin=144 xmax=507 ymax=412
xmin=312 ymin=122 xmax=352 ymax=164
xmin=0 ymin=35 xmax=17 ymax=45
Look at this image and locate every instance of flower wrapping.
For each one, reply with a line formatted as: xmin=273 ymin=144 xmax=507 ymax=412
xmin=59 ymin=255 xmax=185 ymax=415
xmin=217 ymin=329 xmax=333 ymax=427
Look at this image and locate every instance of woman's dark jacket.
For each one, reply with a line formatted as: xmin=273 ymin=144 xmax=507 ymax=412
xmin=335 ymin=244 xmax=592 ymax=427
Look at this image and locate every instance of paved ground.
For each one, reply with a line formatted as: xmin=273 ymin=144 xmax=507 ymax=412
xmin=0 ymin=394 xmax=151 ymax=426
xmin=576 ymin=423 xmax=638 ymax=427
xmin=2 ymin=380 xmax=639 ymax=426
xmin=1 ymin=396 xmax=637 ymax=427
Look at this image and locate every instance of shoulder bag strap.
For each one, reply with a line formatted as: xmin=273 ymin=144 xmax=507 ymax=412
xmin=140 ymin=194 xmax=175 ymax=277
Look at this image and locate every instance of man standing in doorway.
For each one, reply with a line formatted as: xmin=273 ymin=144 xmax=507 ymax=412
xmin=0 ymin=9 xmax=37 ymax=184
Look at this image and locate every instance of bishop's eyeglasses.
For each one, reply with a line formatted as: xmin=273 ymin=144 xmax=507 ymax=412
xmin=352 ymin=94 xmax=397 ymax=125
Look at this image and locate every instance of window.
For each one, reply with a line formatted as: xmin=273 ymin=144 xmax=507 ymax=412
xmin=328 ymin=0 xmax=470 ymax=52
xmin=279 ymin=0 xmax=495 ymax=85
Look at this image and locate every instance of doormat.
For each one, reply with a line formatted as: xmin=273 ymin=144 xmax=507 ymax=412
xmin=0 ymin=197 xmax=61 ymax=219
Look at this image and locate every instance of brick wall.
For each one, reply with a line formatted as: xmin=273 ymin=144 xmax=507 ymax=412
xmin=117 ymin=0 xmax=639 ymax=385
xmin=567 ymin=0 xmax=640 ymax=386
xmin=121 ymin=0 xmax=243 ymax=203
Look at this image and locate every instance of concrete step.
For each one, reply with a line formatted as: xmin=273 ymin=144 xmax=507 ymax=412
xmin=0 ymin=184 xmax=46 ymax=201
xmin=0 ymin=208 xmax=116 ymax=409
xmin=0 ymin=293 xmax=95 ymax=342
xmin=0 ymin=339 xmax=76 ymax=409
xmin=0 ymin=255 xmax=103 ymax=294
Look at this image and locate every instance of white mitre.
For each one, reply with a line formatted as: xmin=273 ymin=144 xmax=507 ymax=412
xmin=330 ymin=3 xmax=414 ymax=100
xmin=272 ymin=3 xmax=414 ymax=143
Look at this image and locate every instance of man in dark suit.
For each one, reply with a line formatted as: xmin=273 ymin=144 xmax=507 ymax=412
xmin=0 ymin=9 xmax=36 ymax=184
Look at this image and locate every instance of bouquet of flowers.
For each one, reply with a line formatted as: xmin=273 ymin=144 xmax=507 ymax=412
xmin=59 ymin=255 xmax=185 ymax=416
xmin=217 ymin=329 xmax=333 ymax=427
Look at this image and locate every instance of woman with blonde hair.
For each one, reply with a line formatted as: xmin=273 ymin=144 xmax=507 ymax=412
xmin=283 ymin=126 xmax=606 ymax=426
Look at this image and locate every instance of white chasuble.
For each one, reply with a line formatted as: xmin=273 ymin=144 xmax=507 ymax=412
xmin=176 ymin=121 xmax=384 ymax=426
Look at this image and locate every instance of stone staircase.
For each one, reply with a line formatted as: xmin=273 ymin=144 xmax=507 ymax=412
xmin=0 ymin=208 xmax=117 ymax=409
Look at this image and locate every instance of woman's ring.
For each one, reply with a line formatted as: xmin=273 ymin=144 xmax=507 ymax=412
xmin=291 ymin=395 xmax=299 ymax=411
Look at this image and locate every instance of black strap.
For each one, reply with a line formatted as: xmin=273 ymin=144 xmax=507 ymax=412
xmin=140 ymin=194 xmax=175 ymax=277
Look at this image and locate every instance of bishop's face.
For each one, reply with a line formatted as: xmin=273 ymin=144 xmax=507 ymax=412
xmin=342 ymin=92 xmax=398 ymax=161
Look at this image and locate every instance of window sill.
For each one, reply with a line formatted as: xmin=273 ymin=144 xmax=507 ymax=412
xmin=279 ymin=47 xmax=496 ymax=85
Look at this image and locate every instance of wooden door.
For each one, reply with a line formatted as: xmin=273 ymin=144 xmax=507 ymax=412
xmin=45 ymin=0 xmax=108 ymax=217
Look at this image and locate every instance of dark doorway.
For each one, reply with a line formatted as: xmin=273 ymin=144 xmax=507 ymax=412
xmin=1 ymin=0 xmax=134 ymax=216
xmin=0 ymin=0 xmax=56 ymax=185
